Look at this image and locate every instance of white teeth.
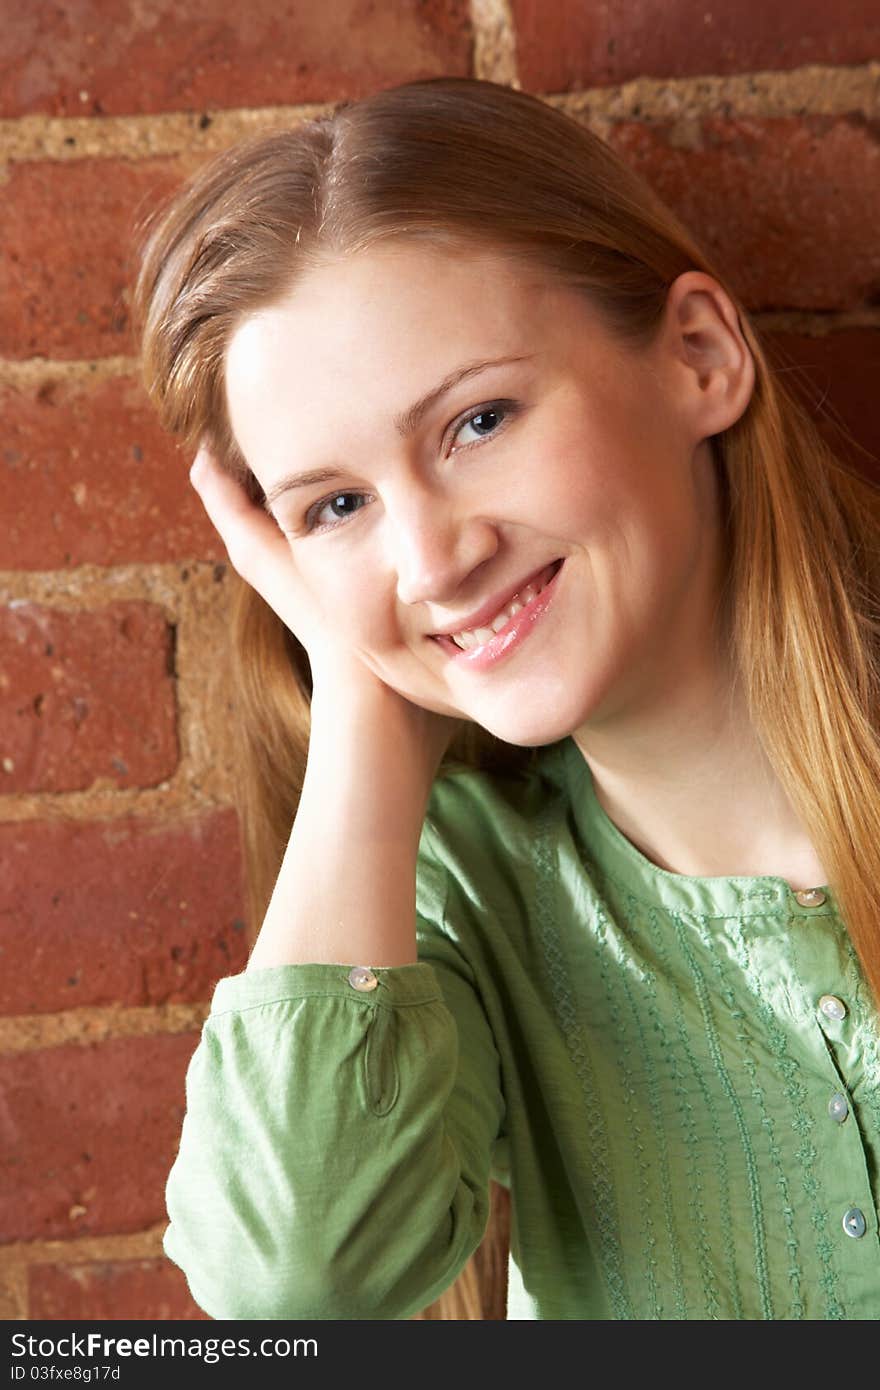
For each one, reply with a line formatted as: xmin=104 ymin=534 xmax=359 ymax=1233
xmin=448 ymin=574 xmax=551 ymax=650
xmin=491 ymin=601 xmax=520 ymax=633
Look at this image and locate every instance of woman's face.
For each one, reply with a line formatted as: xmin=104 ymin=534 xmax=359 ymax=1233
xmin=224 ymin=241 xmax=727 ymax=746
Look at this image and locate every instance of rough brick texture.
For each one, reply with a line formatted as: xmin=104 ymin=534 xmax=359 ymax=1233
xmin=7 ymin=116 xmax=880 ymax=366
xmin=28 ymin=1258 xmax=208 ymax=1320
xmin=514 ymin=0 xmax=880 ymax=92
xmin=765 ymin=328 xmax=880 ymax=481
xmin=1 ymin=374 xmax=222 ymax=569
xmin=607 ymin=115 xmax=880 ymax=310
xmin=0 ymin=810 xmax=248 ymax=1013
xmin=3 ymin=0 xmax=878 ymax=1328
xmin=3 ymin=157 xmax=187 ymax=360
xmin=0 ymin=0 xmax=472 ymax=118
xmin=0 ymin=1032 xmax=199 ymax=1243
xmin=0 ymin=601 xmax=178 ymax=794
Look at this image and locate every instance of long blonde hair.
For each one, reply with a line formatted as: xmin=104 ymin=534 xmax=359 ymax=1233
xmin=132 ymin=76 xmax=880 ymax=1319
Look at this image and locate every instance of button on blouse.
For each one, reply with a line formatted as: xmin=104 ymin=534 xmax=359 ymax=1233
xmin=348 ymin=966 xmax=379 ymax=992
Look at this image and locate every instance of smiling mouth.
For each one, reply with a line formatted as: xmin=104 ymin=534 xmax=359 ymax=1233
xmin=435 ymin=559 xmax=564 ymax=652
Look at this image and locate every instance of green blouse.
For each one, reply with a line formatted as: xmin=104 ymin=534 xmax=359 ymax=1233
xmin=163 ymin=737 xmax=880 ymax=1319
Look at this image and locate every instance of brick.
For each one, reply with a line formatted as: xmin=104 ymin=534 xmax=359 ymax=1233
xmin=0 ymin=602 xmax=178 ymax=794
xmin=0 ymin=1032 xmax=198 ymax=1243
xmin=0 ymin=0 xmax=471 ymax=119
xmin=3 ymin=156 xmax=185 ymax=360
xmin=606 ymin=114 xmax=880 ymax=311
xmin=28 ymin=1258 xmax=208 ymax=1320
xmin=0 ymin=810 xmax=248 ymax=1013
xmin=0 ymin=374 xmax=222 ymax=568
xmin=8 ymin=117 xmax=879 ymax=365
xmin=764 ymin=328 xmax=880 ymax=483
xmin=513 ymin=0 xmax=880 ymax=93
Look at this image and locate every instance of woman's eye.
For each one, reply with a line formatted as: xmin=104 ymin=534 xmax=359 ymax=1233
xmin=301 ymin=400 xmax=518 ymax=534
xmin=450 ymin=400 xmax=516 ymax=451
xmin=306 ymin=491 xmax=370 ymax=531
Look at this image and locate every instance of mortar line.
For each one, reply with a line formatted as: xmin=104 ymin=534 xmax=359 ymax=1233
xmin=1 ymin=63 xmax=878 ymax=165
xmin=470 ymin=0 xmax=520 ymax=89
xmin=2 ymin=309 xmax=878 ymax=391
xmin=0 ymin=1001 xmax=211 ymax=1056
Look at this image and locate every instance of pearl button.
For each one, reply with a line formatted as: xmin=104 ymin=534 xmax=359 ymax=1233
xmin=828 ymin=1092 xmax=849 ymax=1123
xmin=842 ymin=1207 xmax=867 ymax=1239
xmin=818 ymin=994 xmax=847 ymax=1022
xmin=348 ymin=966 xmax=378 ymax=992
xmin=795 ymin=888 xmax=826 ymax=908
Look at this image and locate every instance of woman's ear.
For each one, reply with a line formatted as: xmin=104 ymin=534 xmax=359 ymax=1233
xmin=660 ymin=270 xmax=756 ymax=441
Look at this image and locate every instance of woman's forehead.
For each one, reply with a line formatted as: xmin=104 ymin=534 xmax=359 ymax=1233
xmin=277 ymin=239 xmax=563 ymax=324
xmin=227 ymin=242 xmax=608 ymax=393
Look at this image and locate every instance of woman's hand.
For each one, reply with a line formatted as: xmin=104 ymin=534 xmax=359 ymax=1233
xmin=189 ymin=444 xmax=461 ymax=784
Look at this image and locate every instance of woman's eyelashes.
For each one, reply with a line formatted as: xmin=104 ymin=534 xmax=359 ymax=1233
xmin=306 ymin=490 xmax=372 ymax=531
xmin=301 ymin=399 xmax=519 ymax=534
xmin=448 ymin=398 xmax=518 ymax=453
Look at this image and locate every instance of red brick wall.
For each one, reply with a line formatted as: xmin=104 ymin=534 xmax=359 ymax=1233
xmin=2 ymin=0 xmax=878 ymax=1322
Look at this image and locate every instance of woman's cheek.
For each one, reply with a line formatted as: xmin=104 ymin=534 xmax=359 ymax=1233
xmin=316 ymin=584 xmax=386 ymax=647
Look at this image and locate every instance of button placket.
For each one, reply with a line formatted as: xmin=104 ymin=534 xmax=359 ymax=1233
xmin=788 ymin=894 xmax=876 ymax=1262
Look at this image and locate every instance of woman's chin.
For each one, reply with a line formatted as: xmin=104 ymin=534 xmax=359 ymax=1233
xmin=465 ymin=711 xmax=582 ymax=750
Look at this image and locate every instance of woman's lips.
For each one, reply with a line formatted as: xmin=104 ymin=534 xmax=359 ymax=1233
xmin=432 ymin=559 xmax=564 ymax=670
xmin=432 ymin=560 xmax=561 ymax=640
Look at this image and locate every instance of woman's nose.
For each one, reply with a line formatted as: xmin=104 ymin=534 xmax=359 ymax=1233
xmin=389 ymin=493 xmax=499 ymax=607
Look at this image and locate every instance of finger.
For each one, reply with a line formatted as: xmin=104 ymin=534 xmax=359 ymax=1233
xmin=190 ymin=444 xmax=269 ymax=542
xmin=190 ymin=446 xmax=302 ymax=617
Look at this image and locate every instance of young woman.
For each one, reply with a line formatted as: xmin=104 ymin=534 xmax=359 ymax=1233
xmin=133 ymin=76 xmax=880 ymax=1320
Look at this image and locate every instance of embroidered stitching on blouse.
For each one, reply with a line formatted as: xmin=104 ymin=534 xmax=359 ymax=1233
xmin=533 ymin=804 xmax=634 ymax=1320
xmin=694 ymin=912 xmax=805 ymax=1319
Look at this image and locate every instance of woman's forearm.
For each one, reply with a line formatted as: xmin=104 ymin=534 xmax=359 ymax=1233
xmin=246 ymin=689 xmax=437 ymax=971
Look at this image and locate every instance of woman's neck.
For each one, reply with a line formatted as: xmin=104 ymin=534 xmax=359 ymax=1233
xmin=571 ymin=660 xmax=828 ymax=890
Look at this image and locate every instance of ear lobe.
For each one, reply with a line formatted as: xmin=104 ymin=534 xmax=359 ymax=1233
xmin=665 ymin=271 xmax=755 ymax=436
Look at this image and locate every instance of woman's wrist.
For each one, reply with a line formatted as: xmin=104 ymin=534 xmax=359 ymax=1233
xmin=308 ymin=665 xmax=453 ymax=805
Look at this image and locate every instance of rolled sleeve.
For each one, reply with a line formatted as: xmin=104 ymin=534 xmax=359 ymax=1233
xmin=163 ymin=952 xmax=505 ymax=1320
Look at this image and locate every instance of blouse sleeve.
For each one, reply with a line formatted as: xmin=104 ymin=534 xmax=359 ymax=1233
xmin=162 ymin=832 xmax=506 ymax=1321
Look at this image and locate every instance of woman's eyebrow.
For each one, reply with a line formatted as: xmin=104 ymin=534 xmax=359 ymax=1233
xmin=261 ymin=352 xmax=536 ymax=513
xmin=392 ymin=352 xmax=535 ymax=437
